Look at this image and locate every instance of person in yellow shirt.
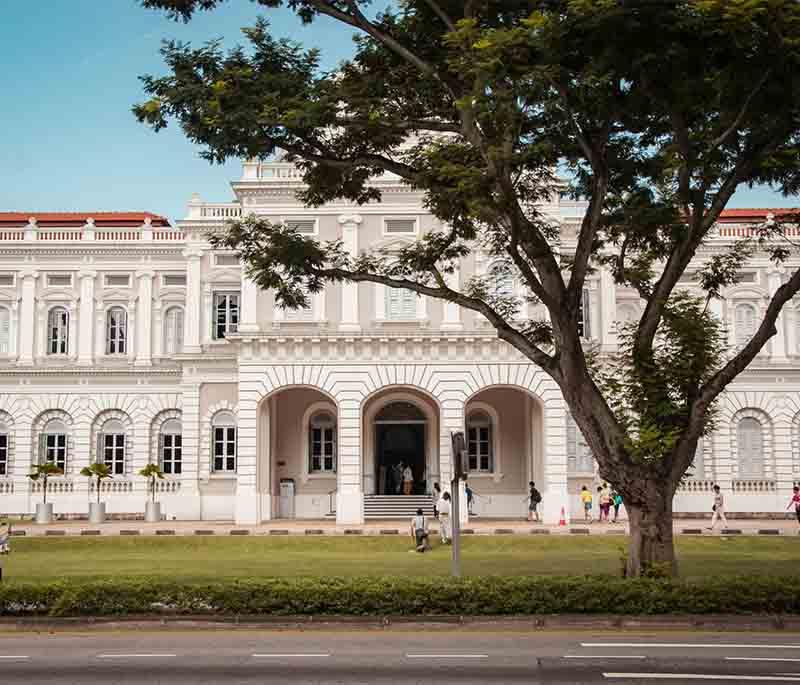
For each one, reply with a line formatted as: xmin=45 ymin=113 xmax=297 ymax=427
xmin=580 ymin=485 xmax=593 ymax=522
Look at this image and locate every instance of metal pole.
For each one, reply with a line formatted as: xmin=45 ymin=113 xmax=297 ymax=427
xmin=451 ymin=474 xmax=461 ymax=578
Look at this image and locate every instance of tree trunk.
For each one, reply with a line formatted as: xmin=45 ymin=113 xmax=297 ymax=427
xmin=625 ymin=481 xmax=677 ymax=578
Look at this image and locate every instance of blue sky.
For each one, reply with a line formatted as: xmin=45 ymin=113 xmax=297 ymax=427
xmin=0 ymin=0 xmax=796 ymax=223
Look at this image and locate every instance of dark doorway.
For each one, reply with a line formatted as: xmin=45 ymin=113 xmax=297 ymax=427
xmin=374 ymin=401 xmax=427 ymax=495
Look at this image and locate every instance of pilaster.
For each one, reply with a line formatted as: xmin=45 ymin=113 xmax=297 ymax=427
xmin=135 ymin=270 xmax=154 ymax=366
xmin=440 ymin=268 xmax=462 ymax=330
xmin=336 ymin=396 xmax=363 ymax=524
xmin=599 ymin=265 xmax=618 ymax=349
xmin=768 ymin=267 xmax=788 ymax=362
xmin=183 ymin=249 xmax=203 ymax=353
xmin=338 ymin=213 xmax=362 ymax=332
xmin=77 ymin=270 xmax=96 ymax=365
xmin=17 ymin=270 xmax=38 ymax=366
xmin=238 ymin=272 xmax=260 ymax=333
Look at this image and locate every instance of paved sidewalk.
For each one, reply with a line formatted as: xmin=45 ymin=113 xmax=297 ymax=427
xmin=6 ymin=517 xmax=800 ymax=537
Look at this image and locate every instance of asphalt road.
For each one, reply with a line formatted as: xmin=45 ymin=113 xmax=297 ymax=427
xmin=2 ymin=629 xmax=800 ymax=683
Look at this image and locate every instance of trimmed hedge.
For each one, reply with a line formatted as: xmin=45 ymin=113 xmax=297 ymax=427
xmin=1 ymin=575 xmax=799 ymax=617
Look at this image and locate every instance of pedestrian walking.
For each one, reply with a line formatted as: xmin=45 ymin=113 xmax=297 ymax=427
xmin=527 ymin=481 xmax=542 ymax=522
xmin=599 ymin=484 xmax=611 ymax=522
xmin=410 ymin=508 xmax=431 ymax=552
xmin=402 ymin=463 xmax=414 ymax=495
xmin=580 ymin=485 xmax=593 ymax=523
xmin=708 ymin=484 xmax=728 ymax=531
xmin=432 ymin=482 xmax=441 ymax=519
xmin=787 ymin=485 xmax=800 ymax=526
xmin=465 ymin=481 xmax=475 ymax=516
xmin=612 ymin=489 xmax=623 ymax=523
xmin=438 ymin=491 xmax=452 ymax=544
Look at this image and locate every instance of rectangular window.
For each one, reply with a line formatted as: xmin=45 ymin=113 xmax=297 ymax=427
xmin=577 ymin=288 xmax=591 ymax=338
xmin=44 ymin=434 xmax=67 ymax=470
xmin=103 ymin=433 xmax=125 ymax=475
xmin=213 ymin=427 xmax=237 ymax=472
xmin=467 ymin=426 xmax=492 ymax=472
xmin=213 ymin=293 xmax=239 ymax=340
xmin=0 ymin=434 xmax=7 ymax=476
xmin=162 ymin=274 xmax=187 ymax=287
xmin=214 ymin=254 xmax=240 ymax=267
xmin=106 ymin=309 xmax=127 ymax=354
xmin=47 ymin=274 xmax=72 ymax=287
xmin=286 ymin=218 xmax=317 ymax=235
xmin=384 ymin=218 xmax=417 ymax=235
xmin=160 ymin=433 xmax=182 ymax=475
xmin=309 ymin=427 xmax=336 ymax=472
xmin=104 ymin=274 xmax=131 ymax=288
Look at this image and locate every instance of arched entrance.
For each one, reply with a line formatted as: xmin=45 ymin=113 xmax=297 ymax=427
xmin=374 ymin=401 xmax=427 ymax=495
xmin=361 ymin=388 xmax=439 ymax=497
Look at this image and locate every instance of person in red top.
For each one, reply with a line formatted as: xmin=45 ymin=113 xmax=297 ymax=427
xmin=788 ymin=485 xmax=800 ymax=526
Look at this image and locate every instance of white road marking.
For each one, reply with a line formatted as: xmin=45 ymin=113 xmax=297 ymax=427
xmin=406 ymin=654 xmax=489 ymax=659
xmin=252 ymin=654 xmax=330 ymax=658
xmin=565 ymin=655 xmax=646 ymax=660
xmin=0 ymin=656 xmax=30 ymax=660
xmin=585 ymin=644 xmax=800 ymax=650
xmin=603 ymin=674 xmax=800 ymax=681
xmin=727 ymin=658 xmax=800 ymax=663
xmin=97 ymin=654 xmax=177 ymax=659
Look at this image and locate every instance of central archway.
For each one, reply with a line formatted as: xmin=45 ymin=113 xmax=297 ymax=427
xmin=361 ymin=388 xmax=440 ymax=496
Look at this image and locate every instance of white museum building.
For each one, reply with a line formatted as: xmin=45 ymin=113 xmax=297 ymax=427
xmin=0 ymin=159 xmax=799 ymax=524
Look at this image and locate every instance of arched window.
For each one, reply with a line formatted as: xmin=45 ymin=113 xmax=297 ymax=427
xmin=386 ymin=287 xmax=417 ymax=320
xmin=309 ymin=411 xmax=336 ymax=473
xmin=737 ymin=416 xmax=764 ymax=478
xmin=467 ymin=410 xmax=493 ymax=472
xmin=47 ymin=307 xmax=69 ymax=355
xmin=212 ymin=411 xmax=237 ymax=472
xmin=40 ymin=419 xmax=67 ymax=470
xmin=0 ymin=414 xmax=9 ymax=476
xmin=106 ymin=307 xmax=127 ymax=355
xmin=99 ymin=418 xmax=126 ymax=475
xmin=159 ymin=418 xmax=182 ymax=474
xmin=566 ymin=413 xmax=593 ymax=475
xmin=735 ymin=303 xmax=757 ymax=349
xmin=0 ymin=306 xmax=10 ymax=355
xmin=163 ymin=307 xmax=184 ymax=355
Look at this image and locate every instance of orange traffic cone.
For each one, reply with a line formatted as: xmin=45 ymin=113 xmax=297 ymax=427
xmin=559 ymin=506 xmax=566 ymax=526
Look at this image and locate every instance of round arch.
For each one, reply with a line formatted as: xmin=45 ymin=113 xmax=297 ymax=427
xmin=361 ymin=387 xmax=440 ymax=496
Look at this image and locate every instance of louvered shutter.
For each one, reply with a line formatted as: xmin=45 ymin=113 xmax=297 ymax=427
xmin=737 ymin=417 xmax=763 ymax=478
xmin=735 ymin=304 xmax=756 ymax=348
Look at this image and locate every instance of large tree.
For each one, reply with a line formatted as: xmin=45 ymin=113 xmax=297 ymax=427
xmin=135 ymin=0 xmax=800 ymax=576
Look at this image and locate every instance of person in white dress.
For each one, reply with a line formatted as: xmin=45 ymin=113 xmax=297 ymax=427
xmin=437 ymin=492 xmax=452 ymax=544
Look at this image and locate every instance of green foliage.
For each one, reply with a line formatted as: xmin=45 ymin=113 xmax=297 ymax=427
xmin=138 ymin=463 xmax=165 ymax=503
xmin=28 ymin=463 xmax=64 ymax=505
xmin=80 ymin=463 xmax=113 ymax=505
xmin=2 ymin=575 xmax=799 ymax=617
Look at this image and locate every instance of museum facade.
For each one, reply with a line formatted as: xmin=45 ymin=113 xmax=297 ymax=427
xmin=0 ymin=160 xmax=798 ymax=524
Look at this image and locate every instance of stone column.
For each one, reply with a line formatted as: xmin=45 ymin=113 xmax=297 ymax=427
xmin=239 ymin=272 xmax=260 ymax=334
xmin=768 ymin=268 xmax=788 ymax=362
xmin=35 ymin=300 xmax=46 ymax=359
xmin=126 ymin=300 xmax=137 ymax=363
xmin=17 ymin=270 xmax=37 ymax=366
xmin=183 ymin=249 xmax=203 ymax=353
xmin=95 ymin=305 xmax=106 ymax=359
xmin=135 ymin=270 xmax=154 ymax=366
xmin=542 ymin=389 xmax=570 ymax=525
xmin=440 ymin=269 xmax=462 ymax=330
xmin=336 ymin=396 xmax=363 ymax=524
xmin=77 ymin=270 xmax=96 ymax=365
xmin=338 ymin=214 xmax=362 ymax=332
xmin=67 ymin=300 xmax=77 ymax=359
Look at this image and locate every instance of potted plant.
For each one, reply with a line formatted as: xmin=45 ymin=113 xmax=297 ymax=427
xmin=28 ymin=463 xmax=63 ymax=524
xmin=80 ymin=463 xmax=113 ymax=524
xmin=139 ymin=463 xmax=164 ymax=522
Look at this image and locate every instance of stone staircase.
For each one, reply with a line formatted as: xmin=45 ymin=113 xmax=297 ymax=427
xmin=363 ymin=495 xmax=435 ymax=519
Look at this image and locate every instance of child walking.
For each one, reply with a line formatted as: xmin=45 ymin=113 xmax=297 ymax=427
xmin=580 ymin=485 xmax=593 ymax=523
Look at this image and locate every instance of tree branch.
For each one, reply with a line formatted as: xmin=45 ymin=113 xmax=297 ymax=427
xmin=707 ymin=69 xmax=772 ymax=154
xmin=279 ymin=141 xmax=419 ymax=181
xmin=421 ymin=0 xmax=456 ymax=32
xmin=334 ymin=116 xmax=461 ymax=133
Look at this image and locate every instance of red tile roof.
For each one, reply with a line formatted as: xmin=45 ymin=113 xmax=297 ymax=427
xmin=718 ymin=208 xmax=800 ymax=222
xmin=0 ymin=212 xmax=170 ymax=227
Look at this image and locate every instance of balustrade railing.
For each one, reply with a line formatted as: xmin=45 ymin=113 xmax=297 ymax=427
xmin=732 ymin=479 xmax=776 ymax=493
xmin=29 ymin=480 xmax=74 ymax=494
xmin=155 ymin=480 xmax=181 ymax=494
xmin=678 ymin=479 xmax=715 ymax=493
xmin=0 ymin=480 xmax=13 ymax=495
xmin=91 ymin=480 xmax=134 ymax=494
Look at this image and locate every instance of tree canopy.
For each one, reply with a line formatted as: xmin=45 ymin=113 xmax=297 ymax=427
xmin=136 ymin=0 xmax=800 ymax=574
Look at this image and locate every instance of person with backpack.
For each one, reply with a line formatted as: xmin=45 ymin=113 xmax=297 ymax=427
xmin=410 ymin=508 xmax=431 ymax=552
xmin=787 ymin=485 xmax=800 ymax=526
xmin=527 ymin=481 xmax=542 ymax=522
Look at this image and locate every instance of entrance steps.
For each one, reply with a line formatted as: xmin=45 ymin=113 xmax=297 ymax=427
xmin=364 ymin=495 xmax=435 ymax=519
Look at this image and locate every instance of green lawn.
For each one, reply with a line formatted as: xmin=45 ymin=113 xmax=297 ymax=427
xmin=2 ymin=535 xmax=799 ymax=584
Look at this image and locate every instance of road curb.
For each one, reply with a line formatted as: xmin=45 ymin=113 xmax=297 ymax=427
xmin=1 ymin=613 xmax=798 ymax=633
